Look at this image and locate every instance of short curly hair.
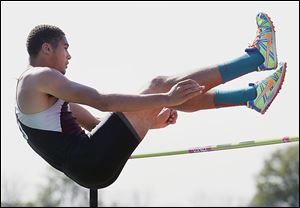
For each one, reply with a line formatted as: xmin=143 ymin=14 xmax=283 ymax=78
xmin=26 ymin=24 xmax=65 ymax=57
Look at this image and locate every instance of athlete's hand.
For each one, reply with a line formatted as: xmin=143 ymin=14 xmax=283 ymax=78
xmin=167 ymin=79 xmax=205 ymax=107
xmin=150 ymin=108 xmax=178 ymax=129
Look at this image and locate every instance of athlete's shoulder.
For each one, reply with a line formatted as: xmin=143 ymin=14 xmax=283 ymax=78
xmin=30 ymin=66 xmax=61 ymax=75
xmin=26 ymin=67 xmax=65 ymax=82
xmin=18 ymin=67 xmax=66 ymax=90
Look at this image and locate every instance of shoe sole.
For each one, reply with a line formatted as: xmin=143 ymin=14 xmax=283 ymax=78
xmin=261 ymin=62 xmax=287 ymax=114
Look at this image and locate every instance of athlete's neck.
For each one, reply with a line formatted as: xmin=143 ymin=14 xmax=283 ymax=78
xmin=29 ymin=56 xmax=51 ymax=68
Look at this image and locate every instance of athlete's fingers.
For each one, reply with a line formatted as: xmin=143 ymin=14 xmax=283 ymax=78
xmin=167 ymin=109 xmax=177 ymax=124
xmin=168 ymin=118 xmax=176 ymax=124
xmin=178 ymin=80 xmax=205 ymax=92
xmin=175 ymin=83 xmax=203 ymax=95
xmin=176 ymin=79 xmax=199 ymax=86
xmin=183 ymin=86 xmax=205 ymax=96
xmin=170 ymin=109 xmax=178 ymax=119
xmin=182 ymin=88 xmax=204 ymax=101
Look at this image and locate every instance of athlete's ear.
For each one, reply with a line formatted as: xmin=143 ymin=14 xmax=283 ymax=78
xmin=41 ymin=43 xmax=53 ymax=55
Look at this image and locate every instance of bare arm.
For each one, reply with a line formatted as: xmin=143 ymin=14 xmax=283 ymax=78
xmin=69 ymin=103 xmax=100 ymax=131
xmin=36 ymin=68 xmax=204 ymax=112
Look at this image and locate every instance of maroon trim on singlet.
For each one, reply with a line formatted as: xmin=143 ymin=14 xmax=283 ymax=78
xmin=60 ymin=102 xmax=86 ymax=136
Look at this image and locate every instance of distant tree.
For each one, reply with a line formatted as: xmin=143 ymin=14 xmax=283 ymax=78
xmin=34 ymin=167 xmax=92 ymax=207
xmin=1 ymin=175 xmax=34 ymax=207
xmin=1 ymin=166 xmax=123 ymax=207
xmin=249 ymin=145 xmax=299 ymax=207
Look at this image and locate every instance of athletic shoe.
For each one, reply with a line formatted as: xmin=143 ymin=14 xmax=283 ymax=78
xmin=248 ymin=12 xmax=278 ymax=71
xmin=247 ymin=62 xmax=286 ymax=114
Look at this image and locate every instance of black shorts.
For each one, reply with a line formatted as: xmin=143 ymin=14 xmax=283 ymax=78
xmin=22 ymin=112 xmax=140 ymax=189
xmin=63 ymin=112 xmax=141 ymax=189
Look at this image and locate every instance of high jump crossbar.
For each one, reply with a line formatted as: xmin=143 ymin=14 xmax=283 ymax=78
xmin=89 ymin=136 xmax=299 ymax=207
xmin=130 ymin=136 xmax=299 ymax=159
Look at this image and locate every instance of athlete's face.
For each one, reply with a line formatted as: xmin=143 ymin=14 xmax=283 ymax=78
xmin=49 ymin=36 xmax=71 ymax=74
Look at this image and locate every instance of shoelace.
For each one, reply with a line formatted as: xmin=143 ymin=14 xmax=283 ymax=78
xmin=248 ymin=15 xmax=275 ymax=48
xmin=248 ymin=28 xmax=262 ymax=48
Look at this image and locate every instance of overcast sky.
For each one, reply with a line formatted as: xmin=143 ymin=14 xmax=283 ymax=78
xmin=1 ymin=1 xmax=299 ymax=206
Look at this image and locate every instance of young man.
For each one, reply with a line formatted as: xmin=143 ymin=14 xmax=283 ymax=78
xmin=16 ymin=12 xmax=286 ymax=189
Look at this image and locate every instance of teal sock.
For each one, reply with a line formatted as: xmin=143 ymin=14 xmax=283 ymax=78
xmin=218 ymin=48 xmax=264 ymax=84
xmin=214 ymin=84 xmax=257 ymax=108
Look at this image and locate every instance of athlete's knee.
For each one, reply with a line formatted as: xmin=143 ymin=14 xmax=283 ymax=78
xmin=149 ymin=75 xmax=169 ymax=91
